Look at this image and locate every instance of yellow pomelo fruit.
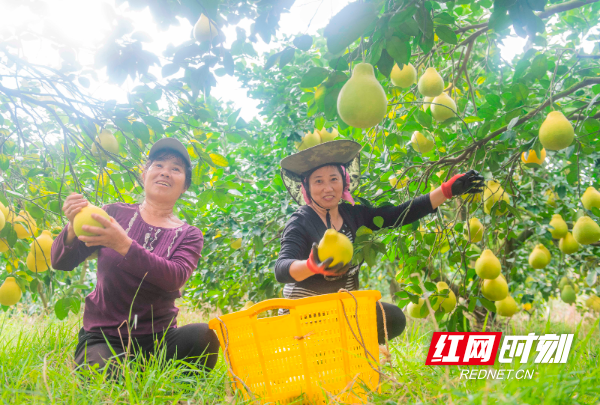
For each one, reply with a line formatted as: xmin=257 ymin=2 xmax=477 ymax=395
xmin=31 ymin=230 xmax=53 ymax=257
xmin=241 ymin=300 xmax=255 ymax=310
xmin=73 ymin=205 xmax=111 ymax=237
xmin=407 ymin=298 xmax=428 ymax=318
xmin=549 ymin=214 xmax=568 ymax=239
xmin=495 ymin=295 xmax=518 ymax=317
xmin=193 ymin=14 xmax=219 ymax=43
xmin=560 ymin=285 xmax=576 ymax=304
xmin=475 ymin=249 xmax=501 ymax=279
xmin=436 ymin=281 xmax=456 ymax=313
xmin=0 ymin=277 xmax=22 ymax=306
xmin=26 ymin=252 xmax=49 ymax=273
xmin=0 ymin=238 xmax=9 ymax=253
xmin=0 ymin=201 xmax=8 ymax=220
xmin=91 ymin=129 xmax=119 ymax=162
xmin=390 ymin=63 xmax=417 ymax=88
xmin=572 ymin=216 xmax=600 ymax=245
xmin=467 ymin=217 xmax=484 ymax=243
xmin=230 ymin=238 xmax=242 ymax=250
xmin=585 ymin=295 xmax=600 ymax=312
xmin=539 ymin=111 xmax=574 ymax=151
xmin=417 ymin=67 xmax=444 ymax=97
xmin=545 ymin=189 xmax=558 ymax=207
xmin=528 ymin=244 xmax=550 ymax=269
xmin=430 ymin=93 xmax=457 ymax=122
xmin=482 ymin=275 xmax=508 ymax=301
xmin=559 ymin=232 xmax=580 ymax=254
xmin=13 ymin=211 xmax=37 ymax=239
xmin=388 ymin=175 xmax=408 ymax=190
xmin=318 ymin=229 xmax=353 ymax=266
xmin=422 ymin=96 xmax=434 ymax=111
xmin=558 ymin=276 xmax=572 ymax=290
xmin=410 ymin=131 xmax=434 ymax=153
xmin=298 ymin=130 xmax=322 ymax=151
xmin=337 ymin=63 xmax=388 ymax=129
xmin=581 ymin=187 xmax=600 ymax=211
xmin=521 ymin=148 xmax=546 ymax=167
xmin=522 ymin=303 xmax=532 ymax=311
xmin=483 ymin=180 xmax=509 ymax=215
xmin=319 ymin=128 xmax=338 ymax=142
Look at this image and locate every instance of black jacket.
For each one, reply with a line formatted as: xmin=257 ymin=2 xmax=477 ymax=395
xmin=274 ymin=194 xmax=437 ymax=295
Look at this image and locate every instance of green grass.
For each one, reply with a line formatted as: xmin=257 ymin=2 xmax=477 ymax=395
xmin=0 ymin=302 xmax=598 ymax=404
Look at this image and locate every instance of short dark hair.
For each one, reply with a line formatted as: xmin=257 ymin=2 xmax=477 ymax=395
xmin=141 ymin=149 xmax=192 ymax=191
xmin=302 ymin=164 xmax=347 ymax=199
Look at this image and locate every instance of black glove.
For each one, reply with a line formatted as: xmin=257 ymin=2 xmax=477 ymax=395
xmin=441 ymin=170 xmax=485 ymax=198
xmin=306 ymin=243 xmax=350 ymax=276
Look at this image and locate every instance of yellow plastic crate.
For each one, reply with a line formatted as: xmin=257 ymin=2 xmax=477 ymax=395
xmin=208 ymin=290 xmax=382 ymax=404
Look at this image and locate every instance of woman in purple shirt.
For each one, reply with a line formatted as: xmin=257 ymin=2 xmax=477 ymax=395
xmin=51 ymin=138 xmax=219 ymax=375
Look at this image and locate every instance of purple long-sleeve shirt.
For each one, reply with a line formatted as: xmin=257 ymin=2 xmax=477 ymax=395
xmin=51 ymin=202 xmax=203 ymax=337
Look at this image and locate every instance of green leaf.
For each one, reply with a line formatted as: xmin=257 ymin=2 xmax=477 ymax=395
xmin=479 ymin=297 xmax=497 ymax=313
xmin=264 ymin=51 xmax=281 ymax=71
xmin=25 ymin=203 xmax=44 ymax=220
xmin=385 ymin=37 xmax=410 ymax=66
xmin=300 ymin=67 xmax=329 ymax=88
xmin=415 ymin=6 xmax=434 ymax=39
xmin=398 ymin=20 xmax=421 ymax=37
xmin=0 ymin=154 xmax=9 ymax=171
xmin=389 ymin=6 xmax=417 ymax=27
xmin=279 ymin=47 xmax=295 ymax=69
xmin=253 ymin=234 xmax=264 ymax=254
xmin=324 ymin=2 xmax=378 ymax=55
xmin=435 ymin=25 xmax=457 ymax=45
xmin=377 ymin=49 xmax=394 ymax=77
xmin=373 ymin=216 xmax=384 ymax=228
xmin=55 ymin=298 xmax=70 ymax=320
xmin=162 ymin=63 xmax=180 ymax=78
xmin=416 ymin=110 xmax=432 ymax=128
xmin=434 ymin=12 xmax=456 ymax=25
xmin=131 ymin=122 xmax=150 ymax=143
xmin=293 ymin=35 xmax=313 ymax=51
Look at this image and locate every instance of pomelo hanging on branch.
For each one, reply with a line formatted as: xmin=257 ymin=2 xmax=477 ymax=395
xmin=538 ymin=111 xmax=574 ymax=151
xmin=417 ymin=67 xmax=444 ymax=97
xmin=390 ymin=63 xmax=417 ymax=88
xmin=0 ymin=277 xmax=22 ymax=306
xmin=581 ymin=186 xmax=600 ymax=210
xmin=337 ymin=63 xmax=387 ymax=129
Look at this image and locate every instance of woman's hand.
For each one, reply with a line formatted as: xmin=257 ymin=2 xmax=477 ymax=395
xmin=78 ymin=214 xmax=133 ymax=256
xmin=306 ymin=243 xmax=350 ymax=276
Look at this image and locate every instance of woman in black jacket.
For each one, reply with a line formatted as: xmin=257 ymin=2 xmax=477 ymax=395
xmin=275 ymin=140 xmax=483 ymax=344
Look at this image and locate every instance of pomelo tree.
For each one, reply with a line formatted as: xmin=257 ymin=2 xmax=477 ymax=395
xmin=0 ymin=0 xmax=599 ymax=328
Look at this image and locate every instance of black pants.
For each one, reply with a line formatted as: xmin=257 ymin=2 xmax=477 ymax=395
xmin=74 ymin=323 xmax=220 ymax=375
xmin=376 ymin=302 xmax=406 ymax=344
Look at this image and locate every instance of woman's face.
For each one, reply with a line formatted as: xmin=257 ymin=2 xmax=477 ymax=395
xmin=308 ymin=165 xmax=344 ymax=209
xmin=142 ymin=155 xmax=187 ymax=204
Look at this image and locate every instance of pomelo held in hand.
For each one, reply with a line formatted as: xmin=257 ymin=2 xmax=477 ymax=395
xmin=482 ymin=275 xmax=508 ymax=301
xmin=318 ymin=229 xmax=353 ymax=267
xmin=572 ymin=216 xmax=600 ymax=245
xmin=337 ymin=63 xmax=387 ymax=129
xmin=410 ymin=131 xmax=435 ymax=153
xmin=390 ymin=63 xmax=417 ymax=88
xmin=73 ymin=205 xmax=111 ymax=237
xmin=539 ymin=111 xmax=574 ymax=151
xmin=0 ymin=277 xmax=22 ymax=306
xmin=475 ymin=249 xmax=501 ymax=279
xmin=430 ymin=93 xmax=457 ymax=122
xmin=549 ymin=214 xmax=568 ymax=239
xmin=417 ymin=67 xmax=444 ymax=97
xmin=559 ymin=232 xmax=580 ymax=254
xmin=194 ymin=14 xmax=219 ymax=43
xmin=581 ymin=187 xmax=600 ymax=211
